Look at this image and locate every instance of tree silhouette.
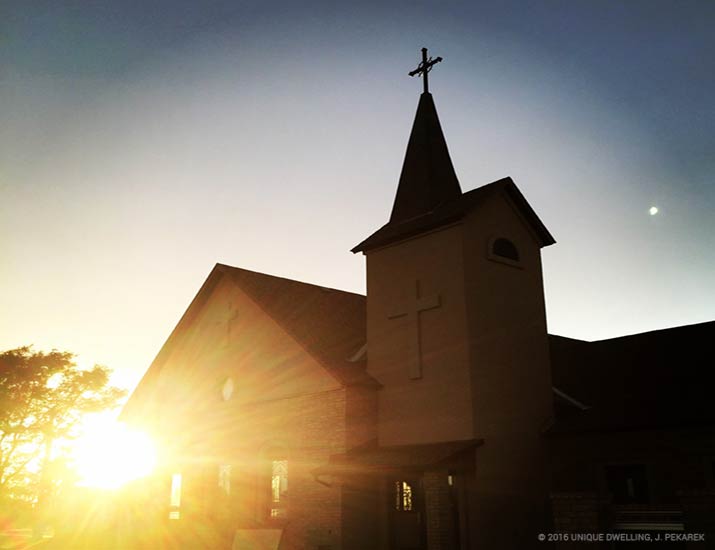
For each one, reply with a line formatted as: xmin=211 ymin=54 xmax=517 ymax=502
xmin=0 ymin=346 xmax=126 ymax=505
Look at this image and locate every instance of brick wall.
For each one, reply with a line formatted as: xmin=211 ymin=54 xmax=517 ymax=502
xmin=423 ymin=469 xmax=458 ymax=550
xmin=345 ymin=385 xmax=378 ymax=450
xmin=250 ymin=388 xmax=346 ymax=550
xmin=678 ymin=490 xmax=715 ymax=549
xmin=167 ymin=387 xmax=350 ymax=550
xmin=550 ymin=492 xmax=606 ymax=550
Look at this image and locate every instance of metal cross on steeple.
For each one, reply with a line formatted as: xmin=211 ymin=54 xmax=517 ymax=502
xmin=408 ymin=47 xmax=443 ymax=94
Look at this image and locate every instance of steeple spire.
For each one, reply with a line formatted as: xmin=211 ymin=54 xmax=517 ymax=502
xmin=389 ymin=49 xmax=461 ymax=224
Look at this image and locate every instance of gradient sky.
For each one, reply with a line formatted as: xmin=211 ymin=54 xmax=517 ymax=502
xmin=2 ymin=0 xmax=714 ymax=391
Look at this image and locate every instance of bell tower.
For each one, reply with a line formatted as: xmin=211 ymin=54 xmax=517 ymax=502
xmin=352 ymin=49 xmax=556 ymax=547
xmin=352 ymin=83 xmax=473 ymax=445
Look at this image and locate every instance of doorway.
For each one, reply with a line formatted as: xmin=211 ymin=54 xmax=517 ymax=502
xmin=389 ymin=477 xmax=425 ymax=550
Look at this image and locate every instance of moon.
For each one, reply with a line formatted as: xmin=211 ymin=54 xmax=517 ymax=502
xmin=649 ymin=206 xmax=659 ymax=216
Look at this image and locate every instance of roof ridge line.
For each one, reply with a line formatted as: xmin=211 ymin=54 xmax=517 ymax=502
xmin=217 ymin=263 xmax=365 ymax=298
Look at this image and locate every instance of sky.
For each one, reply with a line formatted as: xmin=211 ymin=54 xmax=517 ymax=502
xmin=2 ymin=0 xmax=714 ymax=392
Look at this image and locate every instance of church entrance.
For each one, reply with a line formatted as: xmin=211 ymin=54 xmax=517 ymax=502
xmin=389 ymin=476 xmax=426 ymax=550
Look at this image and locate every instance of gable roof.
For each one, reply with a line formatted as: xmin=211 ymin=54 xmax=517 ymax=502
xmin=219 ymin=264 xmax=376 ymax=388
xmin=352 ymin=177 xmax=555 ymax=253
xmin=123 ymin=263 xmax=714 ymax=435
xmin=121 ymin=264 xmax=377 ymax=422
xmin=548 ymin=321 xmax=715 ymax=434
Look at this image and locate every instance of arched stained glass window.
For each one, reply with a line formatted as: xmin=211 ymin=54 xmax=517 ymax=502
xmin=270 ymin=459 xmax=288 ymax=518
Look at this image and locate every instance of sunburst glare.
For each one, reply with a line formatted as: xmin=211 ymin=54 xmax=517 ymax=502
xmin=71 ymin=416 xmax=157 ymax=489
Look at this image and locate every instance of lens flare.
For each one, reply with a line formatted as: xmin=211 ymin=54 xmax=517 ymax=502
xmin=71 ymin=420 xmax=156 ymax=489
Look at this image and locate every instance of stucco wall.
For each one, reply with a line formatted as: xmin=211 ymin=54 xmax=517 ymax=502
xmin=366 ymin=223 xmax=474 ymax=446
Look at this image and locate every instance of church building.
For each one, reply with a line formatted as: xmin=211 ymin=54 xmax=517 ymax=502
xmin=121 ymin=51 xmax=715 ymax=550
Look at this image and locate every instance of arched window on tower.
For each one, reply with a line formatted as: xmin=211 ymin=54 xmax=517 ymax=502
xmin=488 ymin=237 xmax=522 ymax=267
xmin=492 ymin=238 xmax=519 ymax=261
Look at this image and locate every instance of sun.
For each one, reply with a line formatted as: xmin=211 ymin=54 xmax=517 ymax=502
xmin=71 ymin=416 xmax=157 ymax=489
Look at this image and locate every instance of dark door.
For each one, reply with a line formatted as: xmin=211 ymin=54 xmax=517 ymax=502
xmin=447 ymin=472 xmax=462 ymax=549
xmin=389 ymin=477 xmax=425 ymax=550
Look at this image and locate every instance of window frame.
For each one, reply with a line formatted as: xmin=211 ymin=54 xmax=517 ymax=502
xmin=269 ymin=458 xmax=289 ymax=519
xmin=486 ymin=236 xmax=523 ymax=269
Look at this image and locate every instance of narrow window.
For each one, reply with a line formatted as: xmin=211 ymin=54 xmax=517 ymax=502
xmin=221 ymin=377 xmax=235 ymax=401
xmin=394 ymin=480 xmax=413 ymax=511
xmin=492 ymin=238 xmax=519 ymax=262
xmin=270 ymin=459 xmax=288 ymax=518
xmin=169 ymin=472 xmax=182 ymax=519
xmin=218 ymin=464 xmax=232 ymax=496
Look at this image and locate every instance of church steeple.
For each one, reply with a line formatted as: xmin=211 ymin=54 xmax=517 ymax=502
xmin=389 ymin=91 xmax=462 ymax=224
xmin=352 ymin=49 xmax=467 ymax=253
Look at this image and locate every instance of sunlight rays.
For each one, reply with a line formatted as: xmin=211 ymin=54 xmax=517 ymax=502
xmin=70 ymin=418 xmax=156 ymax=489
